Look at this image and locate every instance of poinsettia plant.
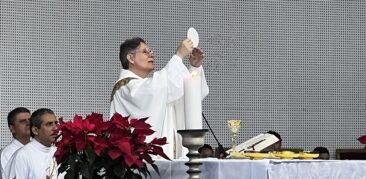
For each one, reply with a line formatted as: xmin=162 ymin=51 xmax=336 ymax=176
xmin=55 ymin=112 xmax=170 ymax=179
xmin=358 ymin=134 xmax=366 ymax=149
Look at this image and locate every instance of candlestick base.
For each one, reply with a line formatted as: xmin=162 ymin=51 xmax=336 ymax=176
xmin=177 ymin=129 xmax=208 ymax=179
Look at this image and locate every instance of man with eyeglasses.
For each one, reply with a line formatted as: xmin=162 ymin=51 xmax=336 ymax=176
xmin=110 ymin=37 xmax=209 ymax=159
xmin=0 ymin=107 xmax=31 ymax=179
xmin=5 ymin=108 xmax=58 ymax=179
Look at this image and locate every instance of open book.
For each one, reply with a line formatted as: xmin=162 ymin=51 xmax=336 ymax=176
xmin=226 ymin=133 xmax=279 ymax=153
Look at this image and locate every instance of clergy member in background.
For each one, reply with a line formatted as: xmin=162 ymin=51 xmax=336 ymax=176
xmin=313 ymin=147 xmax=330 ymax=160
xmin=198 ymin=144 xmax=214 ymax=158
xmin=0 ymin=107 xmax=31 ymax=178
xmin=5 ymin=108 xmax=58 ymax=179
xmin=110 ymin=37 xmax=209 ymax=159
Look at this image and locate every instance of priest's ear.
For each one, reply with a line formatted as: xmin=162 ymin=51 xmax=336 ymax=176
xmin=9 ymin=125 xmax=16 ymax=135
xmin=127 ymin=53 xmax=135 ymax=66
xmin=31 ymin=126 xmax=39 ymax=136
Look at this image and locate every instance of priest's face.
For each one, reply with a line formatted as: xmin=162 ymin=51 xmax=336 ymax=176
xmin=128 ymin=42 xmax=154 ymax=76
xmin=10 ymin=112 xmax=31 ymax=139
xmin=200 ymin=148 xmax=214 ymax=158
xmin=318 ymin=153 xmax=330 ymax=160
xmin=33 ymin=113 xmax=58 ymax=147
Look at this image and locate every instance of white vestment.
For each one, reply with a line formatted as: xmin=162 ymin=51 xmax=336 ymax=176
xmin=0 ymin=139 xmax=24 ymax=178
xmin=110 ymin=55 xmax=209 ymax=159
xmin=4 ymin=140 xmax=57 ymax=179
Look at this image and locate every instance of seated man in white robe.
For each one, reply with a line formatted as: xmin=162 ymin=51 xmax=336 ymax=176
xmin=0 ymin=107 xmax=31 ymax=178
xmin=110 ymin=37 xmax=209 ymax=159
xmin=5 ymin=108 xmax=58 ymax=179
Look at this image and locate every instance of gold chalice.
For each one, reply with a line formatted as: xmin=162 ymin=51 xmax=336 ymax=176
xmin=227 ymin=119 xmax=241 ymax=152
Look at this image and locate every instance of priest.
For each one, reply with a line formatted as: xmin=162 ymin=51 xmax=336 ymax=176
xmin=110 ymin=37 xmax=209 ymax=159
xmin=0 ymin=107 xmax=31 ymax=178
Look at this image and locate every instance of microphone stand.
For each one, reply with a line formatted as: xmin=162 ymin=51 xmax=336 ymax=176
xmin=202 ymin=113 xmax=229 ymax=158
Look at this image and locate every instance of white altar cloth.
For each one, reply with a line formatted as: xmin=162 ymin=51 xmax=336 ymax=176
xmin=268 ymin=160 xmax=366 ymax=179
xmin=147 ymin=159 xmax=366 ymax=179
xmin=147 ymin=158 xmax=269 ymax=179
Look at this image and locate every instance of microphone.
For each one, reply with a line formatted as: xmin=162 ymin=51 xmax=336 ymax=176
xmin=202 ymin=113 xmax=229 ymax=158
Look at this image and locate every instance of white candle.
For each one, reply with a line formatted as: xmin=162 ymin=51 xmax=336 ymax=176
xmin=184 ymin=71 xmax=202 ymax=129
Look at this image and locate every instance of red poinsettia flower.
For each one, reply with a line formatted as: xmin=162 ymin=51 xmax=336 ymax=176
xmin=55 ymin=112 xmax=170 ymax=178
xmin=358 ymin=135 xmax=366 ymax=144
xmin=92 ymin=136 xmax=110 ymax=156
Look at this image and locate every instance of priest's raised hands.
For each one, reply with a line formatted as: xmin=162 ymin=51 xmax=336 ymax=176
xmin=176 ymin=38 xmax=194 ymax=60
xmin=189 ymin=48 xmax=205 ymax=67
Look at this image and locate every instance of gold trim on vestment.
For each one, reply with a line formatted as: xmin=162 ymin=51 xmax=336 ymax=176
xmin=174 ymin=132 xmax=176 ymax=159
xmin=110 ymin=77 xmax=136 ymax=102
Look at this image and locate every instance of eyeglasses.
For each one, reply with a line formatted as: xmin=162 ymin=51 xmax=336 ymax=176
xmin=131 ymin=47 xmax=153 ymax=55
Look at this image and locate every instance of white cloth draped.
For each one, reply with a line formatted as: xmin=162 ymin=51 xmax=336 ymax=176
xmin=268 ymin=160 xmax=366 ymax=179
xmin=146 ymin=159 xmax=270 ymax=179
xmin=0 ymin=139 xmax=24 ymax=178
xmin=4 ymin=140 xmax=57 ymax=179
xmin=146 ymin=159 xmax=366 ymax=179
xmin=110 ymin=55 xmax=209 ymax=159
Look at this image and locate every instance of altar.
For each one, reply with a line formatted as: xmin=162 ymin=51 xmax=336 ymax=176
xmin=147 ymin=158 xmax=366 ymax=179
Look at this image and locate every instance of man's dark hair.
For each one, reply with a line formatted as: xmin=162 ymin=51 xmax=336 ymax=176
xmin=198 ymin=144 xmax=213 ymax=153
xmin=7 ymin=107 xmax=30 ymax=127
xmin=30 ymin=108 xmax=55 ymax=137
xmin=119 ymin=37 xmax=146 ymax=69
xmin=313 ymin=147 xmax=329 ymax=155
xmin=267 ymin=130 xmax=282 ymax=141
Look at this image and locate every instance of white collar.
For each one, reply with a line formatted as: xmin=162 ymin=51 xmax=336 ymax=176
xmin=119 ymin=69 xmax=144 ymax=80
xmin=11 ymin=138 xmax=25 ymax=148
xmin=31 ymin=139 xmax=55 ymax=154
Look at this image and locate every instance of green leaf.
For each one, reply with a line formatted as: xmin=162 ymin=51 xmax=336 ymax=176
xmin=113 ymin=164 xmax=126 ymax=178
xmin=100 ymin=157 xmax=113 ymax=169
xmin=85 ymin=144 xmax=96 ymax=166
xmin=59 ymin=152 xmax=70 ymax=166
xmin=80 ymin=161 xmax=90 ymax=178
xmin=131 ymin=173 xmax=143 ymax=179
xmin=151 ymin=163 xmax=161 ymax=176
xmin=138 ymin=165 xmax=150 ymax=178
xmin=64 ymin=154 xmax=78 ymax=179
xmin=67 ymin=154 xmax=75 ymax=166
xmin=58 ymin=161 xmax=69 ymax=173
xmin=104 ymin=169 xmax=115 ymax=179
xmin=64 ymin=171 xmax=75 ymax=179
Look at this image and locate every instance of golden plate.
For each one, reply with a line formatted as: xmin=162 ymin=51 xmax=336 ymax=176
xmin=229 ymin=151 xmax=249 ymax=159
xmin=244 ymin=152 xmax=270 ymax=160
xmin=273 ymin=151 xmax=299 ymax=159
xmin=298 ymin=152 xmax=319 ymax=160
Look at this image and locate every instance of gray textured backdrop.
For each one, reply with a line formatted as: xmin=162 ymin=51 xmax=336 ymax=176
xmin=1 ymin=0 xmax=365 ymax=159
